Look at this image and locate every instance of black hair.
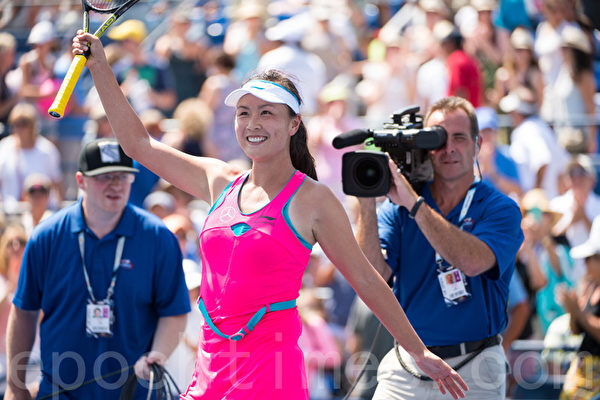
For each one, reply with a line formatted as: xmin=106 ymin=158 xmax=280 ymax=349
xmin=244 ymin=70 xmax=318 ymax=180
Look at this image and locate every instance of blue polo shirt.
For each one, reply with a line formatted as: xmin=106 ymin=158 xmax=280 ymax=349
xmin=378 ymin=181 xmax=523 ymax=346
xmin=13 ymin=199 xmax=191 ymax=399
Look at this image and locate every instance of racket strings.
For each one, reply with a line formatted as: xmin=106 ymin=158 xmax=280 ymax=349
xmin=85 ymin=0 xmax=130 ymax=12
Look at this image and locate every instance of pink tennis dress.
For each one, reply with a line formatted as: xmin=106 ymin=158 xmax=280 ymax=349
xmin=181 ymin=170 xmax=311 ymax=400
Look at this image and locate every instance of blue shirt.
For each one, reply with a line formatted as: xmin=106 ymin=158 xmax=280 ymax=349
xmin=378 ymin=181 xmax=523 ymax=346
xmin=13 ymin=200 xmax=191 ymax=399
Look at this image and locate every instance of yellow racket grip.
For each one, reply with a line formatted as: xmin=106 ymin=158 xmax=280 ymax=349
xmin=48 ymin=54 xmax=87 ymax=119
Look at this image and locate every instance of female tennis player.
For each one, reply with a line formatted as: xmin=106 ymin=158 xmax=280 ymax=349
xmin=73 ymin=31 xmax=468 ymax=400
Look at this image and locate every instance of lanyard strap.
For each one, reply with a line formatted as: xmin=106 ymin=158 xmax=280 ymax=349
xmin=78 ymin=232 xmax=125 ymax=302
xmin=435 ymin=184 xmax=477 ymax=265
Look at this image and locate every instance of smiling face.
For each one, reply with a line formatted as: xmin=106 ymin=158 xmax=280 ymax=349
xmin=234 ymin=94 xmax=300 ymax=162
xmin=427 ymin=108 xmax=478 ymax=184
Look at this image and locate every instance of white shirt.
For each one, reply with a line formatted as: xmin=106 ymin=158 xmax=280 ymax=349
xmin=0 ymin=135 xmax=61 ymax=213
xmin=258 ymin=43 xmax=326 ymax=116
xmin=550 ymin=190 xmax=600 ymax=281
xmin=509 ymin=116 xmax=569 ymax=199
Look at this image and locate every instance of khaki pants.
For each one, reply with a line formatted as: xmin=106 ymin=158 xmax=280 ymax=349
xmin=373 ymin=344 xmax=507 ymax=399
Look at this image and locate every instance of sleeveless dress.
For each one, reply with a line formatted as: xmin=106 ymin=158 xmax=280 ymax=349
xmin=181 ymin=170 xmax=311 ymax=400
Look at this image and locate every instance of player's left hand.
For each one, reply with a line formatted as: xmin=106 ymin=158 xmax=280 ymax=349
xmin=413 ymin=350 xmax=469 ymax=399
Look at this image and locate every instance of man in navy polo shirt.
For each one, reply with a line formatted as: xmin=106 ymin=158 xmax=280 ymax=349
xmin=6 ymin=138 xmax=190 ymax=399
xmin=356 ymin=97 xmax=523 ymax=399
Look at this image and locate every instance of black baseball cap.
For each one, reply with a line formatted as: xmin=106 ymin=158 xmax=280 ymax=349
xmin=78 ymin=139 xmax=139 ymax=176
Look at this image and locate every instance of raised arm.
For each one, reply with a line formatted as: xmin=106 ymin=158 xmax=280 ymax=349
xmin=72 ymin=32 xmax=237 ymax=203
xmin=303 ymin=184 xmax=467 ymax=399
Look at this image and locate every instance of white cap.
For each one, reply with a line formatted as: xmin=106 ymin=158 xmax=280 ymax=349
xmin=571 ymin=215 xmax=600 ymax=259
xmin=224 ymin=79 xmax=301 ymax=114
xmin=561 ymin=25 xmax=592 ymax=54
xmin=499 ymin=87 xmax=537 ymax=115
xmin=265 ymin=17 xmax=306 ymax=43
xmin=28 ymin=20 xmax=56 ymax=45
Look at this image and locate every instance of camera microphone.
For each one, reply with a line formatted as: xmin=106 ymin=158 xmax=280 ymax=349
xmin=332 ymin=129 xmax=371 ymax=149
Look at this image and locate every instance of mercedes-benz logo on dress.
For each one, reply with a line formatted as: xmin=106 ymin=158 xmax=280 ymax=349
xmin=219 ymin=206 xmax=236 ymax=223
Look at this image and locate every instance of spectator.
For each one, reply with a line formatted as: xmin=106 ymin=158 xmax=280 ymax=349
xmin=307 ymin=82 xmax=362 ymax=201
xmin=258 ymin=16 xmax=327 ymax=115
xmin=0 ymin=223 xmax=28 ymax=387
xmin=535 ymin=0 xmax=580 ymax=117
xmin=434 ymin=20 xmax=483 ymax=108
xmin=81 ymin=105 xmax=113 ymax=146
xmin=161 ymin=98 xmax=211 ymax=157
xmin=223 ymin=1 xmax=270 ymax=80
xmin=503 ymin=272 xmax=531 ymax=352
xmin=143 ymin=190 xmax=175 ymax=220
xmin=500 ymin=86 xmax=569 ymax=199
xmin=542 ymin=24 xmax=597 ymax=154
xmin=414 ymin=23 xmax=449 ymax=112
xmin=475 ymin=106 xmax=522 ymax=198
xmin=199 ymin=50 xmax=246 ymax=162
xmin=162 ymin=213 xmax=199 ymax=264
xmin=356 ymin=35 xmax=416 ymax=123
xmin=0 ymin=103 xmax=62 ymax=214
xmin=551 ymin=154 xmax=600 ymax=280
xmin=301 ymin=4 xmax=354 ymax=81
xmin=5 ymin=138 xmax=190 ymax=399
xmin=17 ymin=20 xmax=58 ymax=105
xmin=491 ymin=27 xmax=544 ymax=110
xmin=0 ymin=32 xmax=18 ymax=138
xmin=519 ymin=188 xmax=576 ymax=334
xmin=128 ymin=109 xmax=164 ymax=208
xmin=463 ymin=0 xmax=503 ymax=97
xmin=558 ymin=215 xmax=600 ymax=400
xmin=107 ymin=19 xmax=177 ymax=114
xmin=298 ymin=288 xmax=343 ymax=399
xmin=154 ymin=9 xmax=207 ymax=104
xmin=19 ymin=173 xmax=54 ymax=237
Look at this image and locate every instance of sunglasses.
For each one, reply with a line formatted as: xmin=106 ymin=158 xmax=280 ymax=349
xmin=28 ymin=186 xmax=49 ymax=195
xmin=88 ymin=173 xmax=135 ymax=185
xmin=569 ymin=167 xmax=590 ymax=178
xmin=6 ymin=238 xmax=26 ymax=251
xmin=11 ymin=119 xmax=32 ymax=128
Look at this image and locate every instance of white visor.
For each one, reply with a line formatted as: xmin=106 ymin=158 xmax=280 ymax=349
xmin=224 ymin=79 xmax=300 ymax=114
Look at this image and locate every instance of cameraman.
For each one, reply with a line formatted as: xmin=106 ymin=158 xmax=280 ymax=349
xmin=356 ymin=97 xmax=523 ymax=399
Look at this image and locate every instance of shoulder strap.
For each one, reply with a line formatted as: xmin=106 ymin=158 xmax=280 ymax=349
xmin=269 ymin=170 xmax=306 ymax=208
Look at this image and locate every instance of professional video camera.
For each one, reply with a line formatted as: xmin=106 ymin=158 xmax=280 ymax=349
xmin=332 ymin=106 xmax=447 ymax=197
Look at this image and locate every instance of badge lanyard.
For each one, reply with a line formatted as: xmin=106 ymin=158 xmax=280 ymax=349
xmin=435 ymin=183 xmax=477 ymax=307
xmin=78 ymin=232 xmax=124 ymax=337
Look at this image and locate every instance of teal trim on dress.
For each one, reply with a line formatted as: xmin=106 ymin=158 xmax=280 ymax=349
xmin=237 ymin=171 xmax=295 ymax=215
xmin=282 ymin=176 xmax=312 ymax=251
xmin=231 ymin=222 xmax=251 ymax=236
xmin=208 ymin=180 xmax=235 ymax=215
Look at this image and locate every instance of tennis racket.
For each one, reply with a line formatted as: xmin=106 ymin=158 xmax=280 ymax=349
xmin=47 ymin=0 xmax=142 ymax=119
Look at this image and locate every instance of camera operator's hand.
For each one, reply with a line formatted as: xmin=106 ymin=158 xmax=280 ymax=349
xmin=386 ymin=158 xmax=419 ymax=210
